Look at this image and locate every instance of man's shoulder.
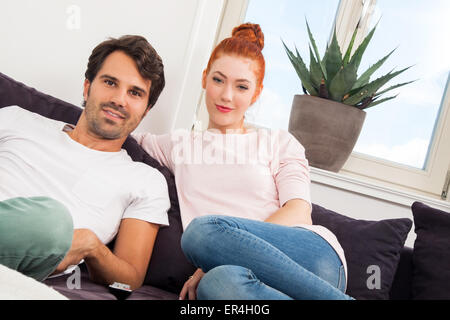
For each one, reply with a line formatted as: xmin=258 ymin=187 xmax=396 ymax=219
xmin=0 ymin=105 xmax=62 ymax=127
xmin=1 ymin=105 xmax=35 ymax=117
xmin=0 ymin=105 xmax=25 ymax=119
xmin=119 ymin=161 xmax=170 ymax=203
xmin=121 ymin=159 xmax=168 ymax=185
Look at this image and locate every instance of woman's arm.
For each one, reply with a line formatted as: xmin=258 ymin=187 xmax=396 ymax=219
xmin=270 ymin=131 xmax=312 ymax=227
xmin=132 ymin=132 xmax=174 ymax=171
xmin=265 ymin=199 xmax=312 ymax=227
xmin=179 ymin=268 xmax=205 ymax=300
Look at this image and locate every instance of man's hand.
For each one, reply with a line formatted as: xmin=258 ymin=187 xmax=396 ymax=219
xmin=51 ymin=219 xmax=159 ymax=290
xmin=84 ymin=219 xmax=159 ymax=290
xmin=53 ymin=229 xmax=100 ymax=274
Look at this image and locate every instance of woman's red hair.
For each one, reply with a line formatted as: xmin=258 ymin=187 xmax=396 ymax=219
xmin=205 ymin=23 xmax=265 ymax=91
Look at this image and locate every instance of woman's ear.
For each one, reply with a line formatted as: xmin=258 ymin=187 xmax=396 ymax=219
xmin=251 ymin=84 xmax=263 ymax=105
xmin=202 ymin=70 xmax=207 ymax=89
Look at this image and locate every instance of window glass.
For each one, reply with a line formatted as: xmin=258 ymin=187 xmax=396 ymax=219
xmin=244 ymin=0 xmax=339 ymax=129
xmin=352 ymin=0 xmax=450 ymax=169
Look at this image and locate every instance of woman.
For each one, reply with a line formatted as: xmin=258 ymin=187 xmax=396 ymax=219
xmin=133 ymin=23 xmax=352 ymax=300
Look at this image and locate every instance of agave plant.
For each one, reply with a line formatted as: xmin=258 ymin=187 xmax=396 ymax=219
xmin=283 ymin=20 xmax=414 ymax=109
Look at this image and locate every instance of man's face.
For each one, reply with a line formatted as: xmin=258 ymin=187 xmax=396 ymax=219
xmin=83 ymin=50 xmax=151 ymax=140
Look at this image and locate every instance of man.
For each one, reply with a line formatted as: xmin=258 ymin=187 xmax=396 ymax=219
xmin=0 ymin=35 xmax=170 ymax=290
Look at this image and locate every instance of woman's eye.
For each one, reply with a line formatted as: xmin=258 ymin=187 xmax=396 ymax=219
xmin=238 ymin=85 xmax=249 ymax=90
xmin=213 ymin=77 xmax=223 ymax=83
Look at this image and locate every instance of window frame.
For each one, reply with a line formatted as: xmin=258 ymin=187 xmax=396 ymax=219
xmin=335 ymin=0 xmax=450 ymax=200
xmin=195 ymin=0 xmax=450 ymax=201
xmin=341 ymin=76 xmax=450 ymax=199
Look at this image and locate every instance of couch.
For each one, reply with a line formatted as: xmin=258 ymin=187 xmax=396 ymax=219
xmin=1 ymin=71 xmax=449 ymax=300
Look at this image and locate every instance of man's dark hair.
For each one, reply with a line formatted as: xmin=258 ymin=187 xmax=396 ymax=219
xmin=85 ymin=35 xmax=165 ymax=109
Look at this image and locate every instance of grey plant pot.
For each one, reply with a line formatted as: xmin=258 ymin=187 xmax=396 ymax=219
xmin=288 ymin=95 xmax=366 ymax=172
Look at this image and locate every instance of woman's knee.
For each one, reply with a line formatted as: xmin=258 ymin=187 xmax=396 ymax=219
xmin=197 ymin=265 xmax=293 ymax=300
xmin=181 ymin=216 xmax=219 ymax=257
xmin=181 ymin=215 xmax=240 ymax=246
xmin=197 ymin=265 xmax=251 ymax=300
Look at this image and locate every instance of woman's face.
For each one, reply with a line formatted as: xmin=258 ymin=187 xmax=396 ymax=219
xmin=203 ymin=54 xmax=261 ymax=133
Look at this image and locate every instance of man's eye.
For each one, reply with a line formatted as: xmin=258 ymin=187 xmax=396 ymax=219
xmin=130 ymin=90 xmax=141 ymax=97
xmin=105 ymin=79 xmax=115 ymax=86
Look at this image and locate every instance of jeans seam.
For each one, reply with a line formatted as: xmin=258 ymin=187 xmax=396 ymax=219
xmin=211 ymin=217 xmax=227 ymax=233
xmin=247 ymin=268 xmax=255 ymax=280
xmin=211 ymin=216 xmax=249 ymax=233
xmin=337 ymin=265 xmax=344 ymax=292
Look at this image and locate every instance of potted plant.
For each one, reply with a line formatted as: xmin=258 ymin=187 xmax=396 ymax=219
xmin=283 ymin=20 xmax=413 ymax=172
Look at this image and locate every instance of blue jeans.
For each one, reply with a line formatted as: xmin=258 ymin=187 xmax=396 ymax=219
xmin=181 ymin=215 xmax=353 ymax=300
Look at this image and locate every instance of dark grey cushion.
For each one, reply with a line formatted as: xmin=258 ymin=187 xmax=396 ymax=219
xmin=411 ymin=201 xmax=450 ymax=300
xmin=311 ymin=204 xmax=412 ymax=300
xmin=44 ymin=263 xmax=178 ymax=300
xmin=0 ymin=71 xmax=195 ymax=294
xmin=389 ymin=246 xmax=413 ymax=300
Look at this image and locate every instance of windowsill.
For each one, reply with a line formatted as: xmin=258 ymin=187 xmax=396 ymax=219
xmin=310 ymin=167 xmax=450 ymax=212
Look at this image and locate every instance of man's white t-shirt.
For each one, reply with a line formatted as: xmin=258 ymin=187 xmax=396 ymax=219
xmin=0 ymin=106 xmax=170 ymax=244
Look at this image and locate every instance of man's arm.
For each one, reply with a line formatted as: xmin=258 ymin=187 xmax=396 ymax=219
xmin=56 ymin=218 xmax=159 ymax=290
xmin=85 ymin=218 xmax=159 ymax=290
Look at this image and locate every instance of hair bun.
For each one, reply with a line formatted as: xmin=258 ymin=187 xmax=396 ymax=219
xmin=231 ymin=23 xmax=264 ymax=51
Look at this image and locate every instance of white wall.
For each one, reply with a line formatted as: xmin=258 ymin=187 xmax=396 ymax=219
xmin=0 ymin=0 xmax=223 ymax=133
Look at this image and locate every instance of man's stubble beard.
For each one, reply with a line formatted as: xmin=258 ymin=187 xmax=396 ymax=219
xmin=84 ymin=99 xmax=136 ymax=140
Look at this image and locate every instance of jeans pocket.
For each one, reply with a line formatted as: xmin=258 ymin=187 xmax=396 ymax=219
xmin=337 ymin=265 xmax=346 ymax=293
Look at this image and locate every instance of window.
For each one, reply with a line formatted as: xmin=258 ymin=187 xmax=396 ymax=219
xmin=352 ymin=0 xmax=450 ymax=170
xmin=339 ymin=0 xmax=450 ymax=199
xmin=195 ymin=0 xmax=450 ymax=200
